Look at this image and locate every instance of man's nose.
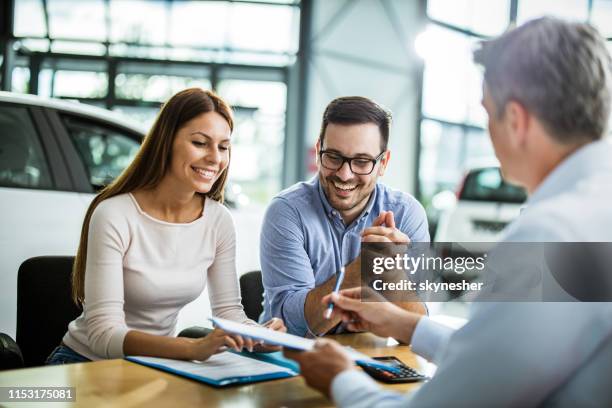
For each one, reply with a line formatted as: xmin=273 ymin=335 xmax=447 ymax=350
xmin=335 ymin=161 xmax=354 ymax=181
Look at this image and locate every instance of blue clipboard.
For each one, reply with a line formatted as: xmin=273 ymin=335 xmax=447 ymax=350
xmin=126 ymin=351 xmax=299 ymax=387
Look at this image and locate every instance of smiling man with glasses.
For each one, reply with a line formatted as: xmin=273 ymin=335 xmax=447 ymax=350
xmin=259 ymin=96 xmax=429 ymax=336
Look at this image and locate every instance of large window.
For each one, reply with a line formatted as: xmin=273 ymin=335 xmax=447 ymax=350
xmin=14 ymin=0 xmax=299 ymax=64
xmin=217 ymin=79 xmax=287 ymax=204
xmin=10 ymin=0 xmax=300 ymax=205
xmin=418 ymin=0 xmax=608 ymax=207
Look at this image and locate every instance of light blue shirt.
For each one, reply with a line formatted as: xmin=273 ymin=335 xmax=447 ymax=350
xmin=259 ymin=177 xmax=430 ymax=336
xmin=332 ymin=139 xmax=612 ymax=407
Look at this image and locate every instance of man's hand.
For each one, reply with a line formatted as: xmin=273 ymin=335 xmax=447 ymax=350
xmin=304 ymin=258 xmax=361 ymax=336
xmin=361 ymin=211 xmax=410 ymax=243
xmin=322 ymin=287 xmax=422 ymax=344
xmin=283 ymin=339 xmax=355 ymax=398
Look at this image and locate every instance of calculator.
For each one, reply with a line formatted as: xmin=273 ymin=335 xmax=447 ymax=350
xmin=361 ymin=356 xmax=428 ymax=383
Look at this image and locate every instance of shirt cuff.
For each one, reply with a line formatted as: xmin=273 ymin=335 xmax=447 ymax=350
xmin=410 ymin=316 xmax=454 ymax=363
xmin=331 ymin=370 xmax=381 ymax=407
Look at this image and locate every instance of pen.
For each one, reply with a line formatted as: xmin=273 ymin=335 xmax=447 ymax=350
xmin=324 ymin=266 xmax=346 ymax=319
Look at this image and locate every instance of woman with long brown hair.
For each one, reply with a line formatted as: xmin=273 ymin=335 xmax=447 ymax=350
xmin=47 ymin=88 xmax=285 ymax=364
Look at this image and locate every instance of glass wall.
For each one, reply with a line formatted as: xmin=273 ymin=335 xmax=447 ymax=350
xmin=217 ymin=79 xmax=287 ymax=205
xmin=418 ymin=0 xmax=605 ymax=207
xmin=10 ymin=0 xmax=300 ymax=205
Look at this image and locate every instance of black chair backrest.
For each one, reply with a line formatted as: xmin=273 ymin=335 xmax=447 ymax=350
xmin=16 ymin=256 xmax=82 ymax=367
xmin=239 ymin=271 xmax=264 ymax=321
xmin=0 ymin=333 xmax=23 ymax=370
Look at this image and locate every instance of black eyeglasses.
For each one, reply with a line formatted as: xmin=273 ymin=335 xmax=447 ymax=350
xmin=319 ymin=150 xmax=386 ymax=175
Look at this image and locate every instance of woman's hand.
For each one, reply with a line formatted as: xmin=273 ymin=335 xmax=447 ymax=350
xmin=227 ymin=333 xmax=255 ymax=353
xmin=253 ymin=318 xmax=287 ymax=353
xmin=187 ymin=328 xmax=248 ymax=361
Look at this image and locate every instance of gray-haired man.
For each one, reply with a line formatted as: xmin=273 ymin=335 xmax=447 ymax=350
xmin=285 ymin=17 xmax=612 ymax=407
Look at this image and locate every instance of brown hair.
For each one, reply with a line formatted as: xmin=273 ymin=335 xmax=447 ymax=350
xmin=319 ymin=96 xmax=392 ymax=151
xmin=72 ymin=88 xmax=234 ymax=305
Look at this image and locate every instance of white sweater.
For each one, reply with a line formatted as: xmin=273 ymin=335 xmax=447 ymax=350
xmin=63 ymin=193 xmax=253 ymax=360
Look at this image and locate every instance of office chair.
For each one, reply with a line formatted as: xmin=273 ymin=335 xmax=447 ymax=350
xmin=14 ymin=257 xmax=233 ymax=363
xmin=13 ymin=257 xmax=265 ymax=355
xmin=16 ymin=256 xmax=82 ymax=367
xmin=240 ymin=271 xmax=264 ymax=321
xmin=178 ymin=270 xmax=265 ymax=338
xmin=0 ymin=333 xmax=23 ymax=370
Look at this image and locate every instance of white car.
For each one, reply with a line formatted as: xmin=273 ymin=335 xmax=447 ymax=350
xmin=0 ymin=92 xmax=146 ymax=337
xmin=434 ymin=166 xmax=527 ymax=251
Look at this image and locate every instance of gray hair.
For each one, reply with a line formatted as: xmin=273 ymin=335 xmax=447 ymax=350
xmin=474 ymin=17 xmax=612 ymax=143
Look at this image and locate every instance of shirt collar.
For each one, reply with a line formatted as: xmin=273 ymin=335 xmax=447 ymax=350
xmin=360 ymin=184 xmax=378 ymax=220
xmin=527 ymin=138 xmax=612 ymax=207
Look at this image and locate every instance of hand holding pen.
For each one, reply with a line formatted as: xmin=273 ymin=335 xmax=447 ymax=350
xmin=324 ymin=266 xmax=346 ymax=319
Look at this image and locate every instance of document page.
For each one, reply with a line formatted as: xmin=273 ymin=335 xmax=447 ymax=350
xmin=210 ymin=317 xmax=397 ymax=371
xmin=128 ymin=352 xmax=296 ymax=381
xmin=211 ymin=317 xmax=316 ymax=350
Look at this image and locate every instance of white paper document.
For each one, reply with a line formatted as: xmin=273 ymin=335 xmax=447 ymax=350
xmin=128 ymin=352 xmax=295 ymax=381
xmin=210 ymin=317 xmax=397 ymax=371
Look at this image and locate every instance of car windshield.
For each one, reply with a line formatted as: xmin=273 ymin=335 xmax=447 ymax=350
xmin=459 ymin=167 xmax=527 ymax=203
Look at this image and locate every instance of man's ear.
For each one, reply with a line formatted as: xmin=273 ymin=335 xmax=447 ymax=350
xmin=504 ymin=101 xmax=529 ymax=149
xmin=378 ymin=150 xmax=391 ymax=176
xmin=315 ymin=139 xmax=321 ymax=164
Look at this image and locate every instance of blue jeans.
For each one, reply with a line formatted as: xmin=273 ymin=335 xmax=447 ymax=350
xmin=46 ymin=344 xmax=91 ymax=365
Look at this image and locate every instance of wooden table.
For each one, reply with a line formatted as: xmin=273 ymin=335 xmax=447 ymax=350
xmin=0 ymin=333 xmax=425 ymax=407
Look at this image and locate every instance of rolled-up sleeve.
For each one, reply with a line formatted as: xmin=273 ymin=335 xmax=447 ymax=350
xmin=260 ymin=198 xmax=316 ymax=336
